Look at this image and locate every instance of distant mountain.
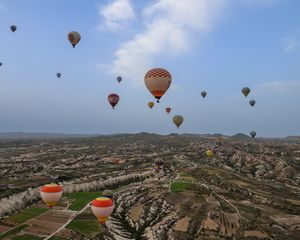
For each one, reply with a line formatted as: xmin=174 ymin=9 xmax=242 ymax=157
xmin=180 ymin=133 xmax=227 ymax=138
xmin=0 ymin=131 xmax=293 ymax=140
xmin=0 ymin=132 xmax=99 ymax=140
xmin=212 ymin=133 xmax=227 ymax=137
xmin=230 ymin=133 xmax=251 ymax=140
xmin=285 ymin=136 xmax=300 ymax=139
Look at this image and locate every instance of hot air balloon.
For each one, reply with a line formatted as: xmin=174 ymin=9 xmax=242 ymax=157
xmin=144 ymin=68 xmax=172 ymax=103
xmin=0 ymin=62 xmax=2 ymax=67
xmin=67 ymin=31 xmax=81 ymax=48
xmin=173 ymin=115 xmax=183 ymax=128
xmin=102 ymin=190 xmax=114 ymax=199
xmin=56 ymin=73 xmax=61 ymax=78
xmin=40 ymin=184 xmax=63 ymax=208
xmin=206 ymin=150 xmax=213 ymax=158
xmin=10 ymin=25 xmax=17 ymax=32
xmin=148 ymin=102 xmax=154 ymax=109
xmin=250 ymin=131 xmax=256 ymax=138
xmin=201 ymin=91 xmax=207 ymax=98
xmin=117 ymin=76 xmax=122 ymax=83
xmin=249 ymin=100 xmax=256 ymax=107
xmin=154 ymin=158 xmax=163 ymax=173
xmin=91 ymin=197 xmax=114 ymax=225
xmin=165 ymin=107 xmax=171 ymax=114
xmin=102 ymin=190 xmax=113 ymax=199
xmin=108 ymin=93 xmax=119 ymax=109
xmin=242 ymin=87 xmax=250 ymax=97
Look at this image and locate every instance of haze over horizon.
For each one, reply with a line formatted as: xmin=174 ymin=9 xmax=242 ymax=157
xmin=0 ymin=0 xmax=299 ymax=137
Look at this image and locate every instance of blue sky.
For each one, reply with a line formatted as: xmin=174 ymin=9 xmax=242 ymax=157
xmin=0 ymin=0 xmax=299 ymax=137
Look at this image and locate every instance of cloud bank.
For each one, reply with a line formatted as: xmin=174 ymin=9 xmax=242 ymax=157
xmin=100 ymin=0 xmax=135 ymax=31
xmin=102 ymin=0 xmax=227 ymax=85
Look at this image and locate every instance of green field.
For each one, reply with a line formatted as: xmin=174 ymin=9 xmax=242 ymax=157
xmin=6 ymin=207 xmax=48 ymax=224
xmin=67 ymin=219 xmax=101 ymax=237
xmin=0 ymin=224 xmax=28 ymax=240
xmin=12 ymin=234 xmax=42 ymax=240
xmin=64 ymin=192 xmax=102 ymax=211
xmin=170 ymin=181 xmax=191 ymax=193
xmin=179 ymin=172 xmax=192 ymax=177
xmin=49 ymin=236 xmax=66 ymax=240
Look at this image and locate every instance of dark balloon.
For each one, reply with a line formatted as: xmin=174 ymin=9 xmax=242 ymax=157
xmin=117 ymin=76 xmax=122 ymax=83
xmin=250 ymin=131 xmax=256 ymax=138
xmin=201 ymin=91 xmax=207 ymax=98
xmin=56 ymin=73 xmax=61 ymax=78
xmin=249 ymin=100 xmax=256 ymax=107
xmin=242 ymin=87 xmax=250 ymax=97
xmin=108 ymin=93 xmax=119 ymax=109
xmin=0 ymin=62 xmax=2 ymax=67
xmin=102 ymin=190 xmax=113 ymax=199
xmin=165 ymin=107 xmax=171 ymax=113
xmin=10 ymin=25 xmax=17 ymax=32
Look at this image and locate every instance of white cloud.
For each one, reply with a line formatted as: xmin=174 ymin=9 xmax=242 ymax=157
xmin=255 ymin=81 xmax=300 ymax=95
xmin=280 ymin=29 xmax=299 ymax=53
xmin=282 ymin=37 xmax=297 ymax=52
xmin=104 ymin=0 xmax=227 ymax=85
xmin=100 ymin=0 xmax=135 ymax=31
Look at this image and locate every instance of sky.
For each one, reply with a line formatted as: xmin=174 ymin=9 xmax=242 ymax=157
xmin=0 ymin=0 xmax=299 ymax=137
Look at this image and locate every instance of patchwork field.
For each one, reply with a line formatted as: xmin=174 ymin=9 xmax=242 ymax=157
xmin=24 ymin=209 xmax=75 ymax=237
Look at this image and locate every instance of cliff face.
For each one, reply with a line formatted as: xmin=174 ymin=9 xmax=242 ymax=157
xmin=105 ymin=186 xmax=178 ymax=240
xmin=0 ymin=171 xmax=153 ymax=219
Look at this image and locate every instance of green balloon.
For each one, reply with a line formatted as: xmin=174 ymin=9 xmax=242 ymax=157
xmin=173 ymin=115 xmax=184 ymax=128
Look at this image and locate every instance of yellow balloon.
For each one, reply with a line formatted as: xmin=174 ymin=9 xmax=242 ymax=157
xmin=148 ymin=101 xmax=154 ymax=109
xmin=206 ymin=150 xmax=213 ymax=157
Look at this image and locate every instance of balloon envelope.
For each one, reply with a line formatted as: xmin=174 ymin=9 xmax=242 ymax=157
xmin=250 ymin=131 xmax=256 ymax=138
xmin=10 ymin=25 xmax=17 ymax=32
xmin=102 ymin=190 xmax=114 ymax=199
xmin=117 ymin=76 xmax=122 ymax=83
xmin=108 ymin=93 xmax=119 ymax=109
xmin=92 ymin=197 xmax=114 ymax=224
xmin=249 ymin=100 xmax=256 ymax=107
xmin=165 ymin=107 xmax=171 ymax=113
xmin=173 ymin=115 xmax=183 ymax=128
xmin=242 ymin=87 xmax=250 ymax=97
xmin=40 ymin=184 xmax=63 ymax=208
xmin=68 ymin=31 xmax=81 ymax=48
xmin=201 ymin=91 xmax=207 ymax=98
xmin=206 ymin=150 xmax=213 ymax=157
xmin=144 ymin=68 xmax=172 ymax=103
xmin=0 ymin=62 xmax=2 ymax=66
xmin=56 ymin=73 xmax=61 ymax=78
xmin=148 ymin=102 xmax=154 ymax=109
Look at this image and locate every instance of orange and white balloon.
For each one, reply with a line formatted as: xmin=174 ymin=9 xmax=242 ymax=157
xmin=144 ymin=68 xmax=172 ymax=103
xmin=40 ymin=184 xmax=63 ymax=208
xmin=91 ymin=197 xmax=114 ymax=224
xmin=67 ymin=31 xmax=81 ymax=48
